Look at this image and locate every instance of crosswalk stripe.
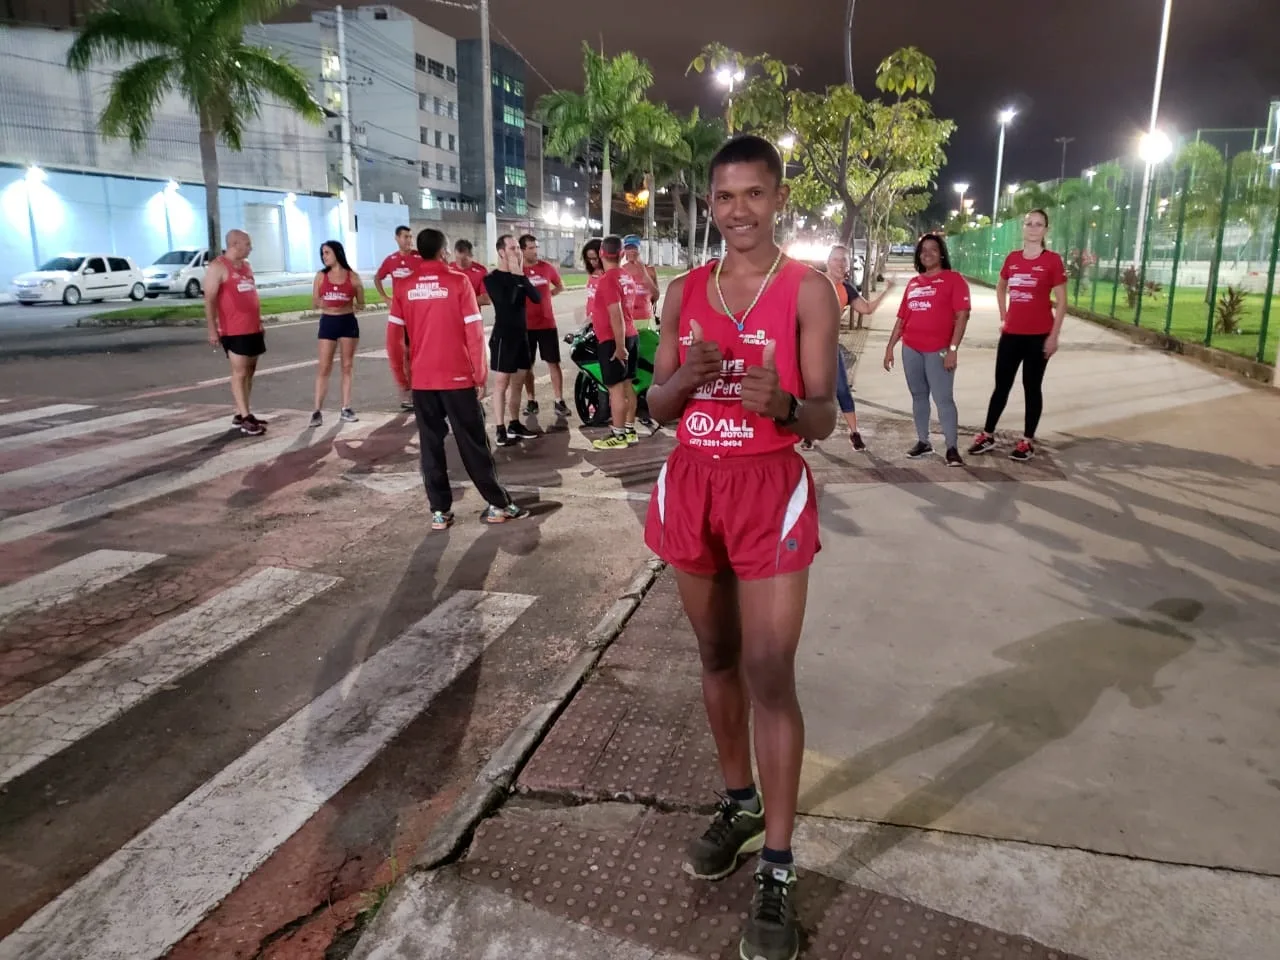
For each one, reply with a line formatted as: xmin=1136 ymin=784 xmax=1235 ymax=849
xmin=0 ymin=417 xmax=234 ymax=492
xmin=0 ymin=588 xmax=536 ymax=960
xmin=0 ymin=404 xmax=94 ymax=428
xmin=0 ymin=408 xmax=187 ymax=452
xmin=0 ymin=549 xmax=164 ymax=625
xmin=0 ymin=413 xmax=396 ymax=545
xmin=0 ymin=566 xmax=340 ymax=789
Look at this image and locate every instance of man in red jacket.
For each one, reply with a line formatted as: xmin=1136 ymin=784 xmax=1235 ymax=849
xmin=391 ymin=228 xmax=526 ymax=530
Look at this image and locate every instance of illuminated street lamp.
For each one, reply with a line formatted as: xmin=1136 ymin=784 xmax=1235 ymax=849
xmin=1133 ymin=128 xmax=1174 ymax=267
xmin=952 ymin=181 xmax=969 ymax=215
xmin=1132 ymin=0 xmax=1174 ymax=267
xmin=992 ymin=107 xmax=1016 ymax=223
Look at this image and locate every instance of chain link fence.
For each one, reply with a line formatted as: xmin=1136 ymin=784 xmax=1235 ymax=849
xmin=949 ymin=134 xmax=1280 ymax=368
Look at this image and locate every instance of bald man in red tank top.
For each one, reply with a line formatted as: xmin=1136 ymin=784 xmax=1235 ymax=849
xmin=204 ymin=229 xmax=268 ymax=436
xmin=644 ymin=135 xmax=839 ymax=960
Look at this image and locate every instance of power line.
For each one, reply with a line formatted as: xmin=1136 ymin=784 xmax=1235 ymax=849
xmin=488 ymin=17 xmax=556 ymax=94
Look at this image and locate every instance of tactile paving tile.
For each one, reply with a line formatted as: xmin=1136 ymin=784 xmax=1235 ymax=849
xmin=461 ymin=807 xmax=1087 ymax=960
xmin=517 ymin=683 xmax=629 ymax=796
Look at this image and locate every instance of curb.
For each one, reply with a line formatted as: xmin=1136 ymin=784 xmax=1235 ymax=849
xmin=74 ymin=303 xmax=388 ymax=329
xmin=410 ymin=556 xmax=665 ymax=873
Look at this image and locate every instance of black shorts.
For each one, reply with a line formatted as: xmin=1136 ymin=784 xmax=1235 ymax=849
xmin=599 ymin=335 xmax=639 ymax=386
xmin=221 ymin=332 xmax=266 ymax=358
xmin=318 ymin=313 xmax=360 ymax=340
xmin=490 ymin=333 xmax=532 ymax=374
xmin=526 ymin=327 xmax=561 ymax=365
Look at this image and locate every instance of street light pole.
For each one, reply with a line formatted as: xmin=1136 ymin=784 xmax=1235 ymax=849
xmin=1055 ymin=136 xmax=1075 ymax=183
xmin=1132 ymin=0 xmax=1174 ymax=269
xmin=992 ymin=108 xmax=1015 ymax=224
xmin=479 ymin=0 xmax=498 ymax=265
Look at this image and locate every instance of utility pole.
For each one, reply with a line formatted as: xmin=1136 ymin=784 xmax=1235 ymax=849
xmin=479 ymin=0 xmax=498 ymax=266
xmin=1055 ymin=136 xmax=1075 ymax=183
xmin=1133 ymin=0 xmax=1174 ymax=269
xmin=335 ymin=6 xmax=360 ymax=264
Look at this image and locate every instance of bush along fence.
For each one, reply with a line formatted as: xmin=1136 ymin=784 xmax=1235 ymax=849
xmin=948 ymin=140 xmax=1280 ymax=368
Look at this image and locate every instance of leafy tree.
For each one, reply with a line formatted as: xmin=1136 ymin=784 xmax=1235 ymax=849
xmin=666 ymin=110 xmax=725 ymax=266
xmin=538 ymin=44 xmax=656 ymax=236
xmin=873 ymin=46 xmax=937 ymax=99
xmin=67 ymin=0 xmax=323 ymax=256
xmin=615 ymin=101 xmax=686 ymax=257
xmin=687 ymin=43 xmax=795 ymax=138
xmin=1008 ymin=180 xmax=1058 ymax=219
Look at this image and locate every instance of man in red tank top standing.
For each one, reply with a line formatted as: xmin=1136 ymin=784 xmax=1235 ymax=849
xmin=204 ymin=229 xmax=268 ymax=436
xmin=620 ymin=234 xmax=660 ymax=330
xmin=644 ymin=135 xmax=839 ymax=960
xmin=375 ymin=225 xmax=423 ymax=411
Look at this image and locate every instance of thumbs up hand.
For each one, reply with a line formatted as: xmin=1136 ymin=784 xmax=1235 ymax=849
xmin=741 ymin=339 xmax=786 ymax=418
xmin=682 ymin=318 xmax=724 ymax=388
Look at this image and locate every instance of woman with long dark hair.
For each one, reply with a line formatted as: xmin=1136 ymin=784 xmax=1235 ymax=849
xmin=310 ymin=240 xmax=364 ymax=426
xmin=968 ymin=208 xmax=1066 ymax=461
xmin=884 ymin=233 xmax=972 ymax=466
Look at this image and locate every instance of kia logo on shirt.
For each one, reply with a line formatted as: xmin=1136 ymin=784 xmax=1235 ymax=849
xmin=685 ymin=411 xmax=715 ymax=436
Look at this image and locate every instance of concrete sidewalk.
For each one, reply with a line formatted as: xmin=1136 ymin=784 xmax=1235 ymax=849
xmin=350 ymin=270 xmax=1280 ymax=959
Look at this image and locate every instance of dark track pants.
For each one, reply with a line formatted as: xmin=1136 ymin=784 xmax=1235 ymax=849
xmin=412 ymin=387 xmax=512 ymax=514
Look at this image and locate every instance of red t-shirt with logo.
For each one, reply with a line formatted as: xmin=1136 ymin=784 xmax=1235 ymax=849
xmin=389 ymin=260 xmax=486 ymax=390
xmin=455 ymin=261 xmax=489 ymax=297
xmin=523 ymin=260 xmax=561 ymax=330
xmin=896 ymin=270 xmax=972 ymax=353
xmin=215 ymin=257 xmax=262 ymax=336
xmin=590 ymin=267 xmax=635 ymax=342
xmin=1000 ymin=249 xmax=1066 ymax=335
xmin=376 ymin=250 xmax=424 ymax=302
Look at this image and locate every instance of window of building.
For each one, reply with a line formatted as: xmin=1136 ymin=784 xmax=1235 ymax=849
xmin=434 ymin=96 xmax=443 ymax=115
xmin=513 ymin=80 xmax=524 ymax=97
xmin=419 ymin=126 xmax=428 ymax=144
xmin=514 ymin=198 xmax=527 ymax=215
xmin=448 ymin=133 xmax=456 ymax=151
xmin=427 ymin=58 xmax=444 ymax=79
xmin=492 ymin=70 xmax=502 ymax=87
xmin=421 ymin=161 xmax=430 ymax=177
xmin=419 ymin=92 xmax=427 ymax=111
xmin=434 ymin=130 xmax=442 ymax=148
xmin=415 ymin=53 xmax=426 ymax=71
xmin=374 ymin=7 xmax=389 ymax=19
xmin=446 ymin=66 xmax=456 ymax=83
xmin=447 ymin=101 xmax=456 ymax=119
xmin=502 ymin=105 xmax=524 ymax=128
xmin=503 ymin=76 xmax=511 ymax=93
xmin=449 ymin=165 xmax=457 ymax=183
xmin=437 ymin=162 xmax=444 ymax=180
xmin=420 ymin=187 xmax=433 ymax=209
xmin=504 ymin=165 xmax=526 ymax=188
xmin=550 ymin=175 xmax=561 ymax=192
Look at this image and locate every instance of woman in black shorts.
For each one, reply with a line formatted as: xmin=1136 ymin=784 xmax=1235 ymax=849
xmin=311 ymin=240 xmax=364 ymax=426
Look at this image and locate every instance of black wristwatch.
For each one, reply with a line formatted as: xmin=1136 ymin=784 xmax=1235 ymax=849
xmin=774 ymin=392 xmax=801 ymax=427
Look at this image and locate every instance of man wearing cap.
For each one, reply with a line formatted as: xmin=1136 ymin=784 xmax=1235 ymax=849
xmin=620 ymin=235 xmax=660 ymax=332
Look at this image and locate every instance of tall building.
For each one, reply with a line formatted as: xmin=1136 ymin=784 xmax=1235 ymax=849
xmin=456 ymin=40 xmax=527 ymax=217
xmin=252 ymin=5 xmax=470 ymax=215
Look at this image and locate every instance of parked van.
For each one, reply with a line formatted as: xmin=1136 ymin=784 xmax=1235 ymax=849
xmin=143 ymin=248 xmax=210 ymax=298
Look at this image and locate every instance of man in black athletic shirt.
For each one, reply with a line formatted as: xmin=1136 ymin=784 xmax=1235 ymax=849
xmin=483 ymin=235 xmax=541 ymax=447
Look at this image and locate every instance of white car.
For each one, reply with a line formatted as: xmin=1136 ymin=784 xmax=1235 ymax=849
xmin=143 ymin=248 xmax=211 ymax=299
xmin=11 ymin=254 xmax=147 ymax=306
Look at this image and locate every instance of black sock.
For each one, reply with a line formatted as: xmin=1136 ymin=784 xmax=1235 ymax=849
xmin=727 ymin=784 xmax=761 ymax=814
xmin=761 ymin=846 xmax=793 ymax=867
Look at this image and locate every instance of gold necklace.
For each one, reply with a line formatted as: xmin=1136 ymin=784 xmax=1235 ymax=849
xmin=715 ymin=248 xmax=785 ymax=332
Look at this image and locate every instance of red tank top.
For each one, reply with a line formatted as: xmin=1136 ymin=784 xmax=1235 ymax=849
xmin=622 ymin=263 xmax=653 ymax=319
xmin=215 ymin=257 xmax=262 ymax=336
xmin=319 ymin=271 xmax=356 ymax=311
xmin=676 ymin=259 xmax=808 ymax=457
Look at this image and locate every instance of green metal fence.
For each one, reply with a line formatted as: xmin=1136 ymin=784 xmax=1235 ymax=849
xmin=949 ymin=138 xmax=1280 ymax=368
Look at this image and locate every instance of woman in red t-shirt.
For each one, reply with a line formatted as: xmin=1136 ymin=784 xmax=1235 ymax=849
xmin=969 ymin=208 xmax=1067 ymax=462
xmin=884 ymin=233 xmax=971 ymax=466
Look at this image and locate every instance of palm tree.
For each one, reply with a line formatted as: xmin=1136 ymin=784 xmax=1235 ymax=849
xmin=538 ymin=44 xmax=655 ymax=236
xmin=616 ymin=102 xmax=685 ymax=258
xmin=674 ymin=110 xmax=727 ymax=266
xmin=67 ymin=0 xmax=324 ymax=255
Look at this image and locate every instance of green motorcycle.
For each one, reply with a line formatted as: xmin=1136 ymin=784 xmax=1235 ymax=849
xmin=562 ymin=322 xmax=659 ymax=427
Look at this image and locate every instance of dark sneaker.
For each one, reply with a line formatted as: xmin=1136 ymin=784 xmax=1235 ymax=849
xmin=524 ymin=399 xmax=539 ymax=415
xmin=850 ymin=431 xmax=866 ymax=452
xmin=945 ymin=447 xmax=964 ymax=467
xmin=239 ymin=419 xmax=266 ymax=437
xmin=431 ymin=510 xmax=454 ymax=531
xmin=906 ymin=441 xmax=933 ymax=459
xmin=340 ymin=407 xmax=358 ymax=423
xmin=592 ymin=432 xmax=631 ymax=451
xmin=740 ymin=864 xmax=799 ymax=960
xmin=968 ymin=432 xmax=996 ymax=456
xmin=309 ymin=410 xmax=323 ymax=428
xmin=484 ymin=503 xmax=528 ymax=524
xmin=1010 ymin=439 xmax=1035 ymax=462
xmin=232 ymin=414 xmax=245 ymax=427
xmin=400 ymin=399 xmax=414 ymax=412
xmin=800 ymin=439 xmax=814 ymax=451
xmin=245 ymin=413 xmax=268 ymax=427
xmin=683 ymin=795 xmax=765 ymax=881
xmin=495 ymin=426 xmax=515 ymax=447
xmin=507 ymin=420 xmax=538 ymax=440
xmin=553 ymin=399 xmax=570 ymax=417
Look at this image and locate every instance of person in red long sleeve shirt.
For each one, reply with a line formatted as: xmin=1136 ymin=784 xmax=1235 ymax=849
xmin=391 ymin=228 xmax=526 ymax=530
xmin=374 ymin=225 xmax=423 ymax=411
xmin=453 ymin=238 xmax=492 ymax=307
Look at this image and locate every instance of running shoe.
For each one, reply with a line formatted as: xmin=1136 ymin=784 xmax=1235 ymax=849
xmin=431 ymin=510 xmax=454 ymax=531
xmin=945 ymin=447 xmax=964 ymax=467
xmin=1010 ymin=439 xmax=1035 ymax=462
xmin=494 ymin=425 xmax=515 ymax=447
xmin=239 ymin=419 xmax=266 ymax=437
xmin=400 ymin=399 xmax=414 ymax=412
xmin=800 ymin=439 xmax=814 ymax=451
xmin=309 ymin=410 xmax=323 ymax=428
xmin=507 ymin=421 xmax=538 ymax=440
xmin=592 ymin=432 xmax=631 ymax=451
xmin=626 ymin=428 xmax=640 ymax=445
xmin=740 ymin=864 xmax=799 ymax=960
xmin=906 ymin=441 xmax=933 ymax=459
xmin=553 ymin=399 xmax=571 ymax=418
xmin=484 ymin=503 xmax=528 ymax=524
xmin=524 ymin=399 xmax=539 ymax=415
xmin=968 ymin=432 xmax=996 ymax=456
xmin=234 ymin=413 xmax=269 ymax=429
xmin=683 ymin=795 xmax=765 ymax=881
xmin=340 ymin=407 xmax=358 ymax=423
xmin=850 ymin=431 xmax=867 ymax=452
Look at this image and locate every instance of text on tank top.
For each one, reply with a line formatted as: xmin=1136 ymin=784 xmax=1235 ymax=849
xmin=319 ymin=271 xmax=355 ymax=311
xmin=675 ymin=259 xmax=808 ymax=457
xmin=216 ymin=257 xmax=262 ymax=336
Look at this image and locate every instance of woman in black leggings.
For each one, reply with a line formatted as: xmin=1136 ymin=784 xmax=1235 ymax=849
xmin=968 ymin=208 xmax=1067 ymax=461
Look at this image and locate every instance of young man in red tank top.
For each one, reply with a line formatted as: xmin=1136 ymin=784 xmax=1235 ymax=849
xmin=644 ymin=135 xmax=840 ymax=960
xmin=204 ymin=229 xmax=268 ymax=436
